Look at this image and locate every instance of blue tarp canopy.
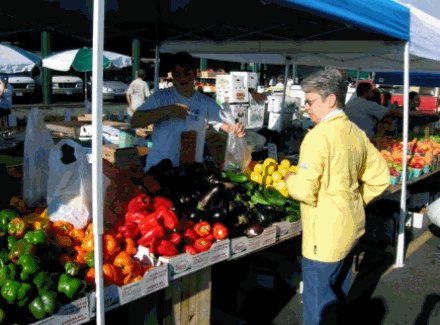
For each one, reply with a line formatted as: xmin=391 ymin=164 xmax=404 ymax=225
xmin=275 ymin=0 xmax=409 ymax=41
xmin=374 ymin=71 xmax=440 ymax=86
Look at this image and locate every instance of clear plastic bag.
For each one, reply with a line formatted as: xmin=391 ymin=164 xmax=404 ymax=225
xmin=426 ymin=197 xmax=440 ymax=227
xmin=47 ymin=139 xmax=92 ymax=229
xmin=23 ymin=107 xmax=54 ymax=207
xmin=220 ymin=104 xmax=251 ymax=171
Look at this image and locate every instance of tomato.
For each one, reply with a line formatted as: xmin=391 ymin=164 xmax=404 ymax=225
xmin=212 ymin=223 xmax=229 ymax=240
xmin=194 ymin=238 xmax=212 ymax=252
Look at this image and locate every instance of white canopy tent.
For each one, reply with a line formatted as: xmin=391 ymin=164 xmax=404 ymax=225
xmin=89 ymin=0 xmax=414 ymax=323
xmin=159 ymin=3 xmax=440 ymax=270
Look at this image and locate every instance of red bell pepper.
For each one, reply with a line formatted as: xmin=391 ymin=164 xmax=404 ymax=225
xmin=177 ymin=218 xmax=194 ymax=232
xmin=137 ymin=225 xmax=165 ymax=247
xmin=168 ymin=232 xmax=182 ymax=246
xmin=204 ymin=233 xmax=215 ymax=243
xmin=193 ymin=221 xmax=212 ymax=238
xmin=183 ymin=244 xmax=198 ymax=255
xmin=138 ymin=214 xmax=161 ymax=234
xmin=151 ymin=239 xmax=178 ymax=256
xmin=150 ymin=196 xmax=173 ymax=210
xmin=127 ymin=194 xmax=151 ymax=213
xmin=194 ymin=238 xmax=212 ymax=252
xmin=118 ymin=222 xmax=140 ymax=239
xmin=182 ymin=228 xmax=198 ymax=244
xmin=125 ymin=211 xmax=149 ymax=224
xmin=213 ymin=223 xmax=229 ymax=240
xmin=156 ymin=206 xmax=179 ymax=231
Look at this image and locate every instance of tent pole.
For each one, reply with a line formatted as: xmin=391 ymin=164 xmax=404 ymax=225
xmin=92 ymin=0 xmax=105 ymax=322
xmin=281 ymin=57 xmax=291 ymax=120
xmin=395 ymin=41 xmax=410 ymax=268
xmin=154 ymin=44 xmax=160 ymax=92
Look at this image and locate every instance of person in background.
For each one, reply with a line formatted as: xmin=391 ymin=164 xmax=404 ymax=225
xmin=166 ymin=78 xmax=174 ymax=88
xmin=409 ymin=91 xmax=421 ymax=111
xmin=345 ymin=82 xmax=394 ymax=139
xmin=159 ymin=78 xmax=168 ymax=89
xmin=268 ymin=75 xmax=277 ymax=87
xmin=284 ymin=68 xmax=390 ymax=325
xmin=370 ymin=88 xmax=382 ymax=105
xmin=383 ymin=91 xmax=394 ymax=108
xmin=0 ymin=76 xmax=13 ymax=127
xmin=126 ymin=69 xmax=151 ymax=118
xmin=130 ymin=52 xmax=244 ymax=171
xmin=275 ymin=74 xmax=285 ymax=88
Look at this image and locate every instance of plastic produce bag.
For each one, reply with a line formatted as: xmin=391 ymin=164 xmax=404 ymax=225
xmin=47 ymin=139 xmax=92 ymax=229
xmin=23 ymin=107 xmax=54 ymax=207
xmin=220 ymin=104 xmax=251 ymax=171
xmin=426 ymin=197 xmax=440 ymax=227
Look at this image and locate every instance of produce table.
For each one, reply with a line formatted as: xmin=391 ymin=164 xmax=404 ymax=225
xmin=378 ymin=168 xmax=440 ymax=199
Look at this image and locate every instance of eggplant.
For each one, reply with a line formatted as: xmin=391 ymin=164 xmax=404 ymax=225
xmin=244 ymin=223 xmax=264 ymax=238
xmin=176 ymin=193 xmax=197 ymax=211
xmin=207 ymin=207 xmax=228 ymax=223
xmin=254 ymin=204 xmax=284 ymax=225
xmin=185 ymin=162 xmax=207 ymax=178
xmin=228 ymin=201 xmax=247 ymax=217
xmin=197 ymin=185 xmax=224 ymax=211
xmin=206 ymin=174 xmax=235 ymax=189
xmin=184 ymin=209 xmax=207 ymax=222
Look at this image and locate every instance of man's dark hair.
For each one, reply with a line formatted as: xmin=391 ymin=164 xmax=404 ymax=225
xmin=171 ymin=52 xmax=197 ymax=73
xmin=356 ymin=82 xmax=372 ymax=97
xmin=409 ymin=91 xmax=419 ymax=100
xmin=137 ymin=69 xmax=146 ymax=79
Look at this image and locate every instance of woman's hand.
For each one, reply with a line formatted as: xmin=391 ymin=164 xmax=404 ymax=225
xmin=221 ymin=122 xmax=245 ymax=137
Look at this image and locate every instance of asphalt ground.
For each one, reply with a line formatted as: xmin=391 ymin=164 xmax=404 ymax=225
xmin=211 ymin=219 xmax=440 ymax=325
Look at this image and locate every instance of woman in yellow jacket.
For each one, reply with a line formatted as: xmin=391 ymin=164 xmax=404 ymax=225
xmin=284 ymin=69 xmax=390 ymax=325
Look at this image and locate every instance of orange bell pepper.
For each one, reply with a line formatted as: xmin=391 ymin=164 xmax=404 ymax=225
xmin=85 ymin=268 xmax=95 ymax=287
xmin=55 ymin=233 xmax=73 ymax=248
xmin=103 ymin=233 xmax=120 ymax=259
xmin=124 ymin=238 xmax=137 ymax=256
xmin=102 ymin=263 xmax=121 ymax=286
xmin=69 ymin=228 xmax=85 ymax=244
xmin=52 ymin=220 xmax=73 ymax=236
xmin=81 ymin=234 xmax=94 ymax=252
xmin=113 ymin=251 xmax=135 ymax=275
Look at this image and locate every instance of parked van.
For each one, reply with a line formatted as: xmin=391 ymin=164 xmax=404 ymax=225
xmin=51 ymin=73 xmax=83 ymax=96
xmin=7 ymin=74 xmax=35 ymax=98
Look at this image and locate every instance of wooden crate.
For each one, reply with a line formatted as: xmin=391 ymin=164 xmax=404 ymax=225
xmin=162 ymin=267 xmax=212 ymax=325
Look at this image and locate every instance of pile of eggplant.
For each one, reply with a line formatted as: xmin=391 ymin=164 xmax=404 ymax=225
xmin=148 ymin=161 xmax=301 ymax=239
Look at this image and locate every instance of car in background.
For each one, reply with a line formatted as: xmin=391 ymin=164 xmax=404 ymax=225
xmin=6 ymin=74 xmax=35 ymax=98
xmin=86 ymin=70 xmax=129 ymax=101
xmin=52 ymin=73 xmax=84 ymax=96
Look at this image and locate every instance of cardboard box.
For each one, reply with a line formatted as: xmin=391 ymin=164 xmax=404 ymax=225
xmin=102 ymin=144 xmax=148 ymax=168
xmin=216 ymin=74 xmax=249 ymax=104
xmin=230 ymin=71 xmax=259 ymax=89
xmin=229 ymin=103 xmax=250 ymax=127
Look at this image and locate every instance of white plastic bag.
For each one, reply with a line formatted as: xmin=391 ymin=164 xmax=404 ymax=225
xmin=23 ymin=107 xmax=54 ymax=207
xmin=220 ymin=104 xmax=251 ymax=171
xmin=47 ymin=139 xmax=92 ymax=229
xmin=426 ymin=197 xmax=440 ymax=227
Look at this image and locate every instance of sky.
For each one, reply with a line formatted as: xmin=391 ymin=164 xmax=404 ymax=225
xmin=398 ymin=0 xmax=440 ymax=19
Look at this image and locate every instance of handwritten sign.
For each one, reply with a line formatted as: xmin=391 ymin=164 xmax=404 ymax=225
xmin=248 ymin=99 xmax=265 ymax=129
xmin=180 ymin=130 xmax=197 ymax=165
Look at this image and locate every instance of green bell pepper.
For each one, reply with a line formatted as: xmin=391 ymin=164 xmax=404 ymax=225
xmin=84 ymin=250 xmax=94 ymax=268
xmin=28 ymin=290 xmax=57 ymax=320
xmin=7 ymin=217 xmax=26 ymax=238
xmin=8 ymin=239 xmax=33 ymax=260
xmin=0 ymin=209 xmax=18 ymax=236
xmin=0 ymin=251 xmax=9 ymax=268
xmin=57 ymin=274 xmax=85 ymax=300
xmin=33 ymin=271 xmax=54 ymax=292
xmin=17 ymin=254 xmax=39 ymax=281
xmin=0 ymin=264 xmax=16 ymax=287
xmin=24 ymin=230 xmax=45 ymax=245
xmin=64 ymin=261 xmax=80 ymax=277
xmin=7 ymin=237 xmax=16 ymax=251
xmin=1 ymin=280 xmax=31 ymax=306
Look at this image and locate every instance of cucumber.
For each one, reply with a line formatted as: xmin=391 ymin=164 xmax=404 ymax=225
xmin=262 ymin=187 xmax=286 ymax=206
xmin=223 ymin=170 xmax=249 ymax=183
xmin=250 ymin=190 xmax=271 ymax=205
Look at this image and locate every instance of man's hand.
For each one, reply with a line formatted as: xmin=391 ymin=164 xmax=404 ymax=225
xmin=220 ymin=122 xmax=245 ymax=137
xmin=166 ymin=103 xmax=189 ymax=119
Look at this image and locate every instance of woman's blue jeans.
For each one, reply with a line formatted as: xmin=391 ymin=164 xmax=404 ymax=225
xmin=302 ymin=254 xmax=353 ymax=325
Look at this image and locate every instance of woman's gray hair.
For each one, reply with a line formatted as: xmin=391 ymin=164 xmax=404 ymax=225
xmin=300 ymin=69 xmax=348 ymax=108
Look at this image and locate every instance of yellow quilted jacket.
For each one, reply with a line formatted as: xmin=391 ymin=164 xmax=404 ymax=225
xmin=285 ymin=113 xmax=390 ymax=262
